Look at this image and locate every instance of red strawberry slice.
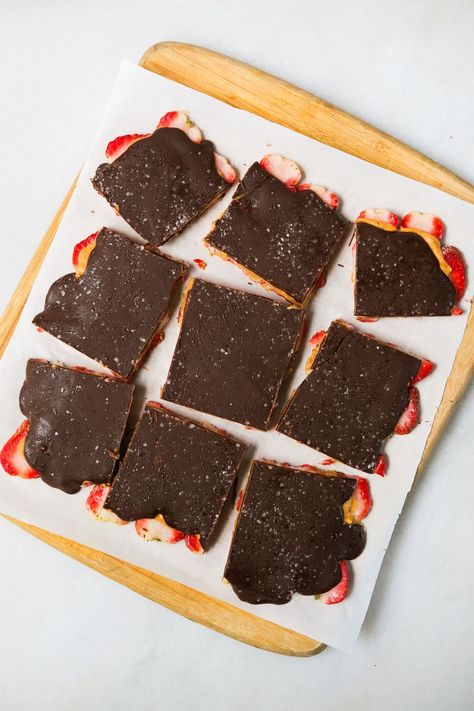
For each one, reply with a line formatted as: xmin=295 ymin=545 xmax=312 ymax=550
xmin=0 ymin=420 xmax=40 ymax=479
xmin=184 ymin=534 xmax=204 ymax=554
xmin=193 ymin=258 xmax=207 ymax=270
xmin=356 ymin=316 xmax=379 ymax=323
xmin=259 ymin=154 xmax=302 ymax=186
xmin=72 ymin=232 xmax=98 ymax=276
xmin=395 ymin=386 xmax=419 ymax=435
xmin=320 ymin=561 xmax=349 ymax=605
xmin=441 ymin=245 xmax=467 ymax=301
xmin=373 ymin=453 xmax=387 ymax=477
xmin=235 ymin=489 xmax=245 ymax=512
xmin=308 ymin=330 xmax=326 ymax=347
xmin=134 ymin=514 xmax=184 ymax=543
xmin=214 ymin=152 xmax=237 ymax=183
xmin=298 ymin=183 xmax=340 ymax=209
xmin=401 ymin=211 xmax=444 ymax=239
xmin=346 ymin=477 xmax=372 ymax=522
xmin=412 ymin=359 xmax=434 ymax=384
xmin=105 ymin=133 xmax=149 ymax=160
xmin=158 ymin=111 xmax=203 ymax=143
xmin=86 ymin=485 xmax=126 ymax=525
xmin=358 ymin=208 xmax=399 ymax=227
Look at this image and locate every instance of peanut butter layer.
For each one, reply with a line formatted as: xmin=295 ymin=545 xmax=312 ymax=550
xmin=92 ymin=127 xmax=230 ymax=246
xmin=162 ymin=279 xmax=305 ymax=430
xmin=225 ymin=460 xmax=366 ymax=605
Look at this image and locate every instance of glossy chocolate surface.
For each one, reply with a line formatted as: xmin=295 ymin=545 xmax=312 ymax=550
xmin=20 ymin=360 xmax=134 ymax=494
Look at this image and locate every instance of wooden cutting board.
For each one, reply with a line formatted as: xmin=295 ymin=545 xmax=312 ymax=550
xmin=1 ymin=42 xmax=473 ymax=657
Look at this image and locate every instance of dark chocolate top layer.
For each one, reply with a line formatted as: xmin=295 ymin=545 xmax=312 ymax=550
xmin=106 ymin=404 xmax=246 ymax=548
xmin=355 ymin=222 xmax=456 ymax=317
xmin=19 ymin=360 xmax=134 ymax=494
xmin=225 ymin=461 xmax=366 ymax=605
xmin=33 ymin=229 xmax=186 ymax=380
xmin=92 ymin=128 xmax=230 ymax=246
xmin=207 ymin=162 xmax=348 ymax=303
xmin=277 ymin=321 xmax=421 ymax=472
xmin=161 ymin=279 xmax=305 ymax=430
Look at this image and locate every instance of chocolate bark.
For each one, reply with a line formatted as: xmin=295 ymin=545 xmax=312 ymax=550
xmin=106 ymin=403 xmax=246 ymax=549
xmin=206 ymin=162 xmax=348 ymax=304
xmin=225 ymin=460 xmax=366 ymax=605
xmin=92 ymin=128 xmax=230 ymax=246
xmin=355 ymin=221 xmax=456 ymax=317
xmin=33 ymin=229 xmax=187 ymax=380
xmin=277 ymin=321 xmax=422 ymax=472
xmin=161 ymin=279 xmax=305 ymax=430
xmin=19 ymin=360 xmax=134 ymax=494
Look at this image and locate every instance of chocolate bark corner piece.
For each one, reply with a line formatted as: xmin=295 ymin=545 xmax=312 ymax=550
xmin=277 ymin=320 xmax=422 ymax=473
xmin=206 ymin=162 xmax=348 ymax=305
xmin=355 ymin=220 xmax=456 ymax=317
xmin=19 ymin=360 xmax=134 ymax=494
xmin=33 ymin=228 xmax=187 ymax=380
xmin=224 ymin=460 xmax=366 ymax=605
xmin=92 ymin=127 xmax=230 ymax=246
xmin=106 ymin=403 xmax=247 ymax=549
xmin=161 ymin=279 xmax=305 ymax=430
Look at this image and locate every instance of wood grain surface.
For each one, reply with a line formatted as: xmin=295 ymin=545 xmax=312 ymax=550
xmin=0 ymin=42 xmax=472 ymax=656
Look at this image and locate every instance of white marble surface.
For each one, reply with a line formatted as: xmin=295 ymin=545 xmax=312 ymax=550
xmin=0 ymin=1 xmax=473 ymax=709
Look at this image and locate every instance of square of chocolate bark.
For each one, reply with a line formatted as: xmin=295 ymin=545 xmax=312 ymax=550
xmin=355 ymin=218 xmax=457 ymax=317
xmin=224 ymin=460 xmax=367 ymax=605
xmin=106 ymin=403 xmax=247 ymax=549
xmin=277 ymin=321 xmax=422 ymax=473
xmin=92 ymin=127 xmax=231 ymax=246
xmin=33 ymin=228 xmax=187 ymax=380
xmin=161 ymin=279 xmax=305 ymax=429
xmin=19 ymin=360 xmax=134 ymax=494
xmin=206 ymin=162 xmax=348 ymax=304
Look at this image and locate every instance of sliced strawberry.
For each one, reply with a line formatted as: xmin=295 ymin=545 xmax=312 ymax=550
xmin=373 ymin=453 xmax=387 ymax=477
xmin=320 ymin=457 xmax=336 ymax=466
xmin=344 ymin=477 xmax=372 ymax=523
xmin=300 ymin=463 xmax=319 ymax=473
xmin=259 ymin=154 xmax=302 ymax=187
xmin=134 ymin=514 xmax=184 ymax=543
xmin=411 ymin=358 xmax=434 ymax=384
xmin=148 ymin=330 xmax=164 ymax=351
xmin=105 ymin=134 xmax=149 ymax=160
xmin=193 ymin=258 xmax=207 ymax=270
xmin=441 ymin=245 xmax=466 ymax=301
xmin=401 ymin=211 xmax=444 ymax=239
xmin=157 ymin=111 xmax=202 ymax=143
xmin=72 ymin=232 xmax=98 ymax=277
xmin=308 ymin=329 xmax=326 ymax=347
xmin=184 ymin=534 xmax=204 ymax=554
xmin=298 ymin=183 xmax=339 ymax=209
xmin=315 ymin=272 xmax=326 ymax=289
xmin=86 ymin=485 xmax=126 ymax=525
xmin=358 ymin=208 xmax=399 ymax=227
xmin=0 ymin=420 xmax=40 ymax=480
xmin=214 ymin=152 xmax=237 ymax=183
xmin=394 ymin=386 xmax=419 ymax=435
xmin=356 ymin=316 xmax=379 ymax=323
xmin=319 ymin=561 xmax=349 ymax=605
xmin=235 ymin=489 xmax=245 ymax=512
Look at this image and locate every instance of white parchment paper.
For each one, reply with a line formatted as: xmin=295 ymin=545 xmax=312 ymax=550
xmin=0 ymin=61 xmax=472 ymax=652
